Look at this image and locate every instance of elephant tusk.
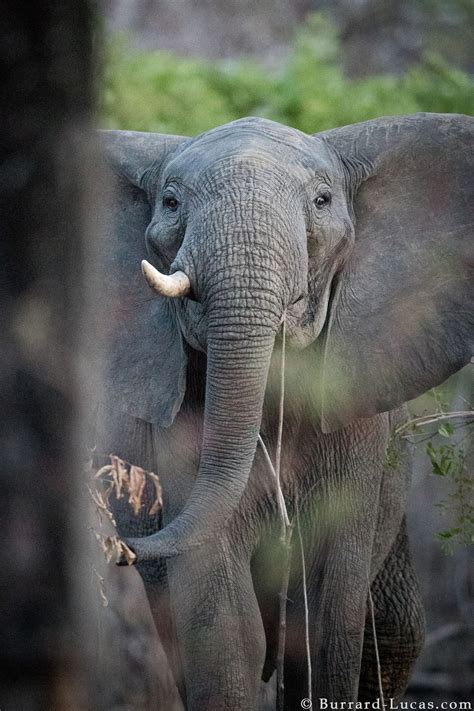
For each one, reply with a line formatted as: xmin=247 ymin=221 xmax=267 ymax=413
xmin=141 ymin=260 xmax=191 ymax=298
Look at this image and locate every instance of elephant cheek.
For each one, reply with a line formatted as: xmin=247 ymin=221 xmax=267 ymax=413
xmin=174 ymin=299 xmax=208 ymax=352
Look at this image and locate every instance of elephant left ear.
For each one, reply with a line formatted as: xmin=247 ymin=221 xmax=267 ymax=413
xmin=97 ymin=130 xmax=189 ymax=426
xmin=318 ymin=113 xmax=474 ymax=432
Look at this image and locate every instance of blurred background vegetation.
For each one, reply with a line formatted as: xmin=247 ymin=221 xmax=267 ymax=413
xmin=100 ymin=9 xmax=473 ymax=137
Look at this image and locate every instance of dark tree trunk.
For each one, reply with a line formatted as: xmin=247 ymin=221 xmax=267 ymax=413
xmin=0 ymin=2 xmax=95 ymax=708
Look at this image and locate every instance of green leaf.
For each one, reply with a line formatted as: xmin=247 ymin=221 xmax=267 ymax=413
xmin=431 ymin=461 xmax=445 ymax=476
xmin=438 ymin=423 xmax=454 ymax=437
xmin=437 ymin=530 xmax=454 ymax=539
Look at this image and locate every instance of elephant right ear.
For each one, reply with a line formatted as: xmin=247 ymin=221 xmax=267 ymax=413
xmin=318 ymin=114 xmax=473 ymax=432
xmin=97 ymin=130 xmax=189 ymax=426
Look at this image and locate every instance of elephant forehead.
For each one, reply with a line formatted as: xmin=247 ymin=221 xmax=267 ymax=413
xmin=187 ymin=116 xmax=312 ymax=151
xmin=167 ymin=122 xmax=336 ymax=185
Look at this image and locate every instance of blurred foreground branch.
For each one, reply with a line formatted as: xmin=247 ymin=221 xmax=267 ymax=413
xmin=0 ymin=1 xmax=95 ymax=708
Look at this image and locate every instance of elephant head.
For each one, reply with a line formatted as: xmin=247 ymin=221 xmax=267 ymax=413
xmin=99 ymin=113 xmax=473 ymax=561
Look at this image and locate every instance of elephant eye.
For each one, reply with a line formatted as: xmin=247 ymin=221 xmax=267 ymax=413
xmin=163 ymin=194 xmax=180 ymax=211
xmin=314 ymin=191 xmax=332 ymax=209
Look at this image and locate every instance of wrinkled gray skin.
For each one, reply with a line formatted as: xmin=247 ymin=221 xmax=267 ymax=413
xmin=96 ymin=114 xmax=473 ymax=709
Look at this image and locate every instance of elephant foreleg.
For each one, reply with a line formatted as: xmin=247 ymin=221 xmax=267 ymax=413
xmin=283 ymin=448 xmax=386 ymax=707
xmin=166 ymin=535 xmax=266 ymax=710
xmin=141 ymin=562 xmax=186 ymax=705
xmin=283 ymin=514 xmax=378 ymax=706
xmin=358 ymin=518 xmax=425 ymax=703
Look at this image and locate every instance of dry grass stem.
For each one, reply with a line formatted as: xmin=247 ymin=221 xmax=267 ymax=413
xmin=258 ymin=435 xmax=290 ymax=529
xmin=297 ymin=507 xmax=312 ymax=705
xmin=265 ymin=315 xmax=295 ymax=711
xmin=275 ymin=316 xmax=286 ymax=482
xmin=368 ymin=583 xmax=385 ymax=704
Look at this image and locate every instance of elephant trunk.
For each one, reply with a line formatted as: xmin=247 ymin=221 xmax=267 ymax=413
xmin=125 ymin=288 xmax=282 ymax=561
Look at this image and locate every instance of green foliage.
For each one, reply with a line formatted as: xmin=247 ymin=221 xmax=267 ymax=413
xmin=401 ymin=54 xmax=474 ymax=116
xmin=426 ymin=436 xmax=473 ymax=553
xmin=390 ymin=386 xmax=473 ymax=553
xmin=101 ymin=13 xmax=473 ymax=136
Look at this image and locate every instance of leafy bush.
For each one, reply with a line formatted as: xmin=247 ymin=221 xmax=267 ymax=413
xmin=101 ymin=13 xmax=473 ymax=136
xmin=387 ymin=386 xmax=473 ymax=552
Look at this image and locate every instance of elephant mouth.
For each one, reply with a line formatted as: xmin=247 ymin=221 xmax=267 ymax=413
xmin=142 ymin=253 xmax=338 ymax=352
xmin=175 ymin=287 xmax=333 ymax=356
xmin=285 ymin=271 xmax=339 ymax=350
xmin=142 ymin=256 xmax=339 ymax=354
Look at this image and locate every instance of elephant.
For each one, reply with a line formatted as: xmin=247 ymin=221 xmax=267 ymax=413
xmin=94 ymin=113 xmax=473 ymax=709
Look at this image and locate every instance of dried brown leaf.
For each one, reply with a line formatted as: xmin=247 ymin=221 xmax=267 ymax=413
xmin=129 ymin=465 xmax=146 ymax=515
xmin=101 ymin=535 xmax=137 ymax=565
xmin=87 ymin=484 xmax=116 ymax=527
xmin=94 ymin=463 xmax=114 ymax=480
xmin=111 ymin=455 xmax=128 ymax=498
xmin=101 ymin=482 xmax=114 ymax=507
xmin=147 ymin=472 xmax=163 ymax=516
xmin=93 ymin=568 xmax=108 ymax=607
xmin=119 ymin=540 xmax=137 ymax=566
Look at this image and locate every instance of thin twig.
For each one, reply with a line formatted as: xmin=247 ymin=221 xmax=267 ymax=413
xmin=275 ymin=317 xmax=293 ymax=711
xmin=367 ymin=584 xmax=385 ymax=705
xmin=258 ymin=430 xmax=293 ymax=710
xmin=277 ymin=536 xmax=293 ymax=711
xmin=258 ymin=435 xmax=290 ymax=529
xmin=275 ymin=317 xmax=286 ymax=482
xmin=394 ymin=411 xmax=474 ymax=437
xmin=297 ymin=506 xmax=312 ymax=706
xmin=258 ymin=316 xmax=296 ymax=710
